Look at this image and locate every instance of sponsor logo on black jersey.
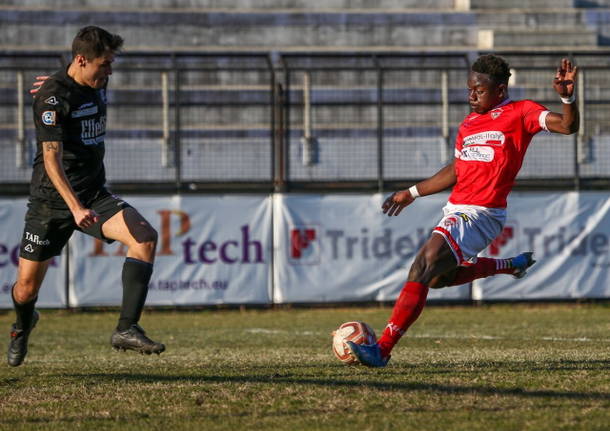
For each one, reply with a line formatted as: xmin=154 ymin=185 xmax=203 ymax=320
xmin=42 ymin=111 xmax=56 ymax=126
xmin=80 ymin=115 xmax=106 ymax=145
xmin=45 ymin=96 xmax=59 ymax=106
xmin=72 ymin=105 xmax=99 ymax=118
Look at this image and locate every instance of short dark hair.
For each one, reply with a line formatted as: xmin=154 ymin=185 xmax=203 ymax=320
xmin=72 ymin=26 xmax=123 ymax=60
xmin=471 ymin=54 xmax=511 ymax=85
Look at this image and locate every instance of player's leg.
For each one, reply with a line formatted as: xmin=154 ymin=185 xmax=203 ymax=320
xmin=348 ymin=234 xmax=457 ymax=367
xmin=7 ymin=258 xmax=50 ymax=366
xmin=101 ymin=207 xmax=157 ymax=327
xmin=8 ymin=201 xmax=74 ymax=367
xmin=377 ymin=234 xmax=456 ymax=356
xmin=436 ymin=252 xmax=536 ymax=287
xmin=94 ymin=204 xmax=164 ymax=354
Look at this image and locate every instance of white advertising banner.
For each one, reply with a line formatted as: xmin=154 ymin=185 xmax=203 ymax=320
xmin=68 ymin=195 xmax=272 ymax=306
xmin=476 ymin=192 xmax=610 ymax=299
xmin=3 ymin=192 xmax=610 ymax=307
xmin=272 ymin=193 xmax=470 ymax=303
xmin=0 ymin=198 xmax=66 ymax=309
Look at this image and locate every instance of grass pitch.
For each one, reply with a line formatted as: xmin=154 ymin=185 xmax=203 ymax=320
xmin=0 ymin=303 xmax=609 ymax=431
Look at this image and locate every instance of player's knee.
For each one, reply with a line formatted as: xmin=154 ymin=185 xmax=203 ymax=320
xmin=409 ymin=249 xmax=446 ymax=285
xmin=13 ymin=279 xmax=40 ymax=303
xmin=141 ymin=226 xmax=158 ymax=246
xmin=132 ymin=226 xmax=157 ymax=256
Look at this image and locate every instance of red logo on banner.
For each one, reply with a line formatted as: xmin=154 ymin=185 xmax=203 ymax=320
xmin=489 ymin=226 xmax=514 ymax=256
xmin=291 ymin=228 xmax=316 ymax=259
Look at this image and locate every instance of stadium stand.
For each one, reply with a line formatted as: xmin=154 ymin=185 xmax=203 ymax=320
xmin=1 ymin=0 xmax=610 ymax=189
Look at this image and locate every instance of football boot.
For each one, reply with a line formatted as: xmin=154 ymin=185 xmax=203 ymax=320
xmin=111 ymin=324 xmax=165 ymax=355
xmin=346 ymin=341 xmax=390 ymax=368
xmin=7 ymin=310 xmax=40 ymax=367
xmin=510 ymin=252 xmax=536 ymax=279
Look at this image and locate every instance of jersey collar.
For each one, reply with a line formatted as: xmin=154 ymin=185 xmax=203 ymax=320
xmin=490 ymin=98 xmax=512 ymax=111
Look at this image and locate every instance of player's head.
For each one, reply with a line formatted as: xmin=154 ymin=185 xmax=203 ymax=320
xmin=71 ymin=26 xmax=124 ymax=89
xmin=468 ymin=54 xmax=511 ymax=114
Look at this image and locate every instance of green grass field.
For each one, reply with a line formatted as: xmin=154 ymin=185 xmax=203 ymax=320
xmin=0 ymin=303 xmax=609 ymax=431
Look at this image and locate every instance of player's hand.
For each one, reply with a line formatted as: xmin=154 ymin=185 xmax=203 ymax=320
xmin=30 ymin=76 xmax=50 ymax=96
xmin=72 ymin=208 xmax=100 ymax=229
xmin=553 ymin=58 xmax=577 ymax=98
xmin=382 ymin=190 xmax=415 ymax=216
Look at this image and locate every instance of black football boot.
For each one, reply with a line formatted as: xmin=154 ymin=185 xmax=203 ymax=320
xmin=110 ymin=324 xmax=165 ymax=355
xmin=7 ymin=310 xmax=40 ymax=367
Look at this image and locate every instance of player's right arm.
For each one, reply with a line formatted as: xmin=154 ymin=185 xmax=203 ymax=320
xmin=42 ymin=141 xmax=99 ymax=228
xmin=382 ymin=159 xmax=457 ymax=216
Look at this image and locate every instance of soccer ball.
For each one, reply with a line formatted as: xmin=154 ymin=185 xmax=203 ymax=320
xmin=331 ymin=321 xmax=377 ymax=364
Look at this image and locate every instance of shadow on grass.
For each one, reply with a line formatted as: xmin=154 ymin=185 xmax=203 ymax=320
xmin=63 ymin=364 xmax=610 ymax=402
xmin=412 ymin=359 xmax=610 ymax=374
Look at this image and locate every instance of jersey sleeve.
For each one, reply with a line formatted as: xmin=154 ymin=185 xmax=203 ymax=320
xmin=32 ymin=87 xmax=69 ymax=142
xmin=521 ymin=99 xmax=550 ymax=135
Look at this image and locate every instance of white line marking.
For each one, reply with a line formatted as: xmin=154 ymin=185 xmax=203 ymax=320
xmin=245 ymin=328 xmax=610 ymax=343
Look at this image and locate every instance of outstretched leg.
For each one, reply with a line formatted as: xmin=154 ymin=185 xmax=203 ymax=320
xmin=430 ymin=252 xmax=537 ymax=288
xmin=348 ymin=233 xmax=457 ymax=367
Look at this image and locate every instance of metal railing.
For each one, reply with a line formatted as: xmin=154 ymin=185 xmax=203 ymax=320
xmin=1 ymin=50 xmax=609 ymax=195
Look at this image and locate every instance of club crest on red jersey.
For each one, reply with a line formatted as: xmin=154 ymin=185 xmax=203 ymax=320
xmin=491 ymin=110 xmax=502 ymax=120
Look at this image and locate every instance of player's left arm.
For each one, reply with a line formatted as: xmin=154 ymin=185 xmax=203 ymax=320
xmin=545 ymin=58 xmax=579 ymax=135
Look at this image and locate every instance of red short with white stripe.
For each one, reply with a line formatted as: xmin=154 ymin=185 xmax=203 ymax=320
xmin=432 ymin=203 xmax=506 ymax=265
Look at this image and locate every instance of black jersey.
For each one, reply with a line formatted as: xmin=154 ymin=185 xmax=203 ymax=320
xmin=31 ymin=66 xmax=108 ymax=207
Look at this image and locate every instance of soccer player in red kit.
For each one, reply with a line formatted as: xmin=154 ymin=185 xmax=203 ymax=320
xmin=348 ymin=55 xmax=579 ymax=367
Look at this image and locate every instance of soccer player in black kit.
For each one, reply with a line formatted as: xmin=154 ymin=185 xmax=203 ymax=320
xmin=7 ymin=26 xmax=165 ymax=367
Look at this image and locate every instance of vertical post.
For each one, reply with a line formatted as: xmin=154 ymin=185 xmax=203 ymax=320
xmin=303 ymin=71 xmax=311 ymax=141
xmin=65 ymin=242 xmax=71 ymax=309
xmin=441 ymin=70 xmax=450 ymax=164
xmin=300 ymin=71 xmax=317 ymax=166
xmin=16 ymin=71 xmax=25 ymax=168
xmin=173 ymin=60 xmax=182 ymax=192
xmin=161 ymin=71 xmax=171 ymax=167
xmin=282 ymin=65 xmax=291 ymax=191
xmin=274 ymin=81 xmax=287 ymax=192
xmin=576 ymin=69 xmax=586 ymax=171
xmin=376 ymin=60 xmax=384 ymax=193
xmin=270 ymin=56 xmax=276 ymax=189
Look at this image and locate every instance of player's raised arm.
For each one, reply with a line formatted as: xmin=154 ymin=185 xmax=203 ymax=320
xmin=382 ymin=159 xmax=457 ymax=216
xmin=544 ymin=58 xmax=579 ymax=135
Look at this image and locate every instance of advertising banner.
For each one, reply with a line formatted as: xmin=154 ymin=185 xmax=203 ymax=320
xmin=0 ymin=198 xmax=66 ymax=309
xmin=3 ymin=192 xmax=610 ymax=307
xmin=68 ymin=195 xmax=272 ymax=306
xmin=476 ymin=192 xmax=610 ymax=299
xmin=272 ymin=193 xmax=471 ymax=303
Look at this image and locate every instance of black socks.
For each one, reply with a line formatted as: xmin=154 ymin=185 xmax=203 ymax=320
xmin=11 ymin=285 xmax=37 ymax=330
xmin=117 ymin=258 xmax=153 ymax=331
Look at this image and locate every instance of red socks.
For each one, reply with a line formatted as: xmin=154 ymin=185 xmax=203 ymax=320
xmin=449 ymin=257 xmax=515 ymax=286
xmin=377 ymin=281 xmax=429 ymax=358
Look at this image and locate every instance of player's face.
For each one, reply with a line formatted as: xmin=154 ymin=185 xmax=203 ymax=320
xmin=80 ymin=52 xmax=115 ymax=89
xmin=467 ymin=71 xmax=506 ymax=114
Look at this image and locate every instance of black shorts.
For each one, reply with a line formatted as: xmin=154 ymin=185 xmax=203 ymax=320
xmin=19 ymin=188 xmax=132 ymax=262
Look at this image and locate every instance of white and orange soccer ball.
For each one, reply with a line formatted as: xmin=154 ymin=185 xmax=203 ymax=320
xmin=331 ymin=321 xmax=377 ymax=364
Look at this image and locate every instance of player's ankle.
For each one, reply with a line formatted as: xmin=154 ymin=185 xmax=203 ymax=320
xmin=379 ymin=342 xmax=392 ymax=359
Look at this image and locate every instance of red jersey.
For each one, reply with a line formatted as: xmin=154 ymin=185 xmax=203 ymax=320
xmin=449 ymin=99 xmax=549 ymax=208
